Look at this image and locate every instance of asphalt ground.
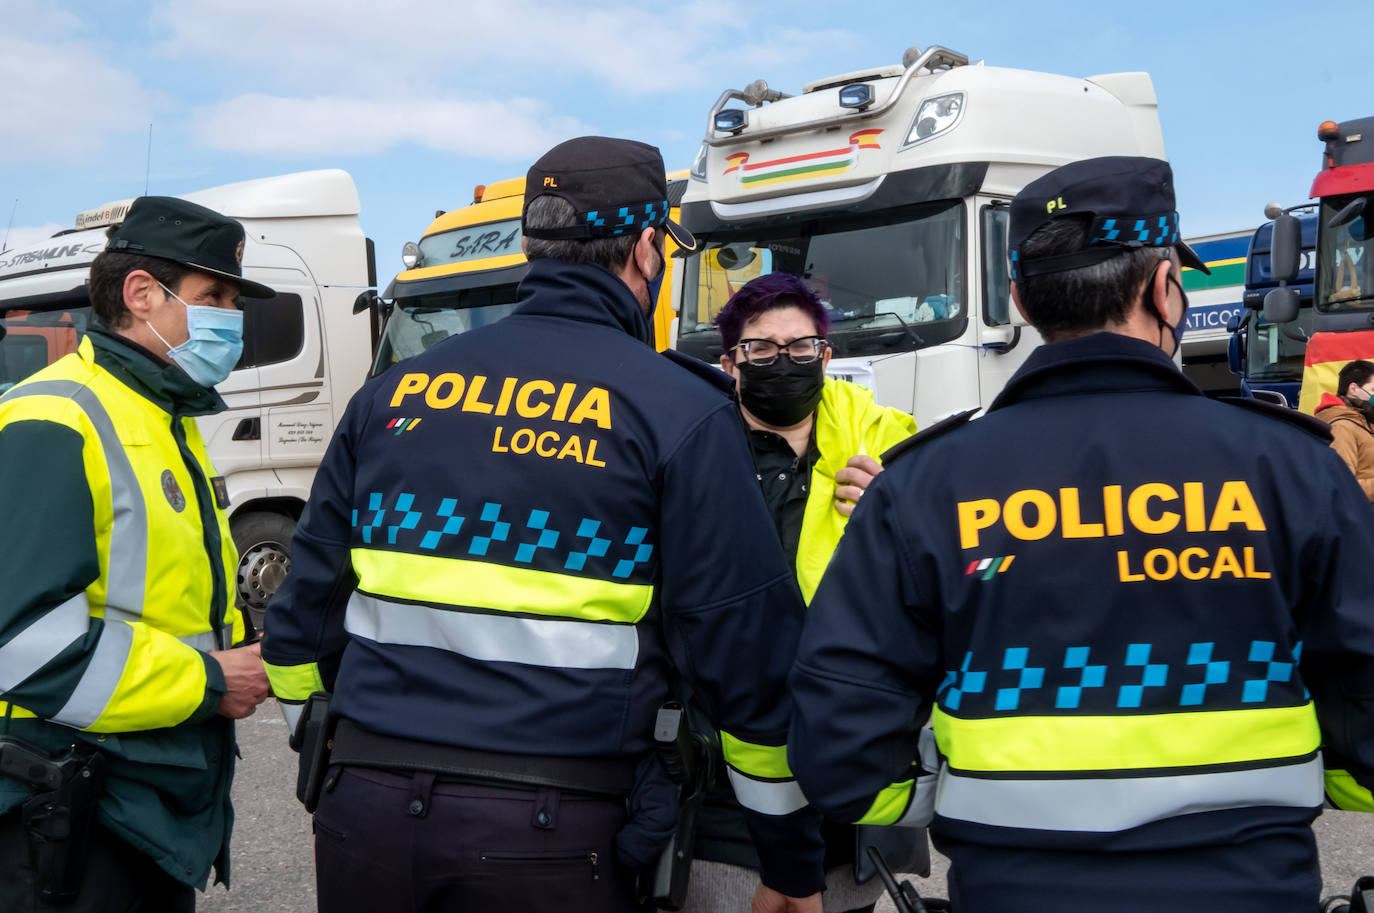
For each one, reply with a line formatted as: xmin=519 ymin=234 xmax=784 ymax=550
xmin=200 ymin=700 xmax=1374 ymax=913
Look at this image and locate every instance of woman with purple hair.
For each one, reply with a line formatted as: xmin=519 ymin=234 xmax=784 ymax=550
xmin=680 ymin=272 xmax=920 ymax=913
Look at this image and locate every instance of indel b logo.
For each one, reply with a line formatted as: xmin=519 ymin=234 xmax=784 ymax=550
xmin=543 ymin=176 xmax=559 ymax=188
xmin=1046 ymin=196 xmax=1068 ymax=214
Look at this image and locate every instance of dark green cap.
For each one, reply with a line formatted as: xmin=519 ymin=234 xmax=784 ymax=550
xmin=106 ymin=196 xmax=275 ymax=298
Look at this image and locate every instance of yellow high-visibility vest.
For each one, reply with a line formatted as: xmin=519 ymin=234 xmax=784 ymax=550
xmin=0 ymin=336 xmax=241 ymax=730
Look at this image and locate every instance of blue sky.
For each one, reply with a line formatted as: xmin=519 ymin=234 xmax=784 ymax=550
xmin=3 ymin=0 xmax=1371 ymax=283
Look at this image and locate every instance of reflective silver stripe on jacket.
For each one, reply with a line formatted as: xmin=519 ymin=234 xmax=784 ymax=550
xmin=180 ymin=631 xmax=222 ymax=652
xmin=344 ymin=592 xmax=640 ymax=671
xmin=935 ymin=756 xmax=1324 ymax=832
xmin=4 ymin=380 xmax=149 ymax=612
xmin=0 ymin=592 xmax=91 ymax=691
xmin=278 ymin=701 xmax=305 ymax=734
xmin=725 ymin=768 xmax=810 ymax=816
xmin=51 ymin=619 xmax=135 ymax=729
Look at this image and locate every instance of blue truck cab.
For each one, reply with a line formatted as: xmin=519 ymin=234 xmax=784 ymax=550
xmin=1228 ymin=213 xmax=1317 ymax=405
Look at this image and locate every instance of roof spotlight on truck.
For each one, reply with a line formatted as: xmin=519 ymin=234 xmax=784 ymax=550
xmin=838 ymin=84 xmax=876 ymax=110
xmin=714 ymin=110 xmax=747 ymax=134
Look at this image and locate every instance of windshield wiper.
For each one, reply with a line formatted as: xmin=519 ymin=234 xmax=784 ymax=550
xmin=832 ymin=310 xmax=926 ymax=347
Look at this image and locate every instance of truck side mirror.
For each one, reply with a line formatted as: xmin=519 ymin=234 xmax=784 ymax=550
xmin=1263 ymin=286 xmax=1300 ymax=325
xmin=1270 ymin=214 xmax=1302 ymax=283
xmin=1226 ymin=329 xmax=1243 ymax=375
xmin=353 ymin=290 xmax=378 ymax=315
xmin=1329 ymin=197 xmax=1366 ymax=230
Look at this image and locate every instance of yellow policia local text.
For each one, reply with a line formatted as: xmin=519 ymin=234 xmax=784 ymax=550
xmin=956 ymin=481 xmax=1272 ymax=583
xmin=390 ymin=372 xmax=611 ymax=468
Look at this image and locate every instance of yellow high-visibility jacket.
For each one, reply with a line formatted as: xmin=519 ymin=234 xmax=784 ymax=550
xmin=0 ymin=331 xmax=242 ymax=889
xmin=795 ymin=379 xmax=918 ymax=603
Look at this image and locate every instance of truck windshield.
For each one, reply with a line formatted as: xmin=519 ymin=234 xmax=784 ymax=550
xmin=676 ymin=201 xmax=965 ymax=363
xmin=0 ymin=305 xmax=90 ymax=392
xmin=1318 ymin=191 xmax=1374 ymax=312
xmin=370 ymin=284 xmax=520 ymax=375
xmin=1245 ymin=308 xmax=1313 ymax=384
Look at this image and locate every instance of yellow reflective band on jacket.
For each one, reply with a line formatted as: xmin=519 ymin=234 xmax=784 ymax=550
xmin=0 ymin=338 xmax=241 ymax=732
xmin=796 ymin=380 xmax=917 ymax=603
xmin=718 ymin=731 xmax=807 ymax=816
xmin=856 ymin=778 xmax=915 ymax=826
xmin=263 ymin=660 xmax=325 ymax=703
xmin=1326 ymin=768 xmax=1374 ymax=812
xmin=933 ymin=702 xmax=1320 ymax=773
xmin=350 ymin=547 xmax=653 ymax=623
xmin=720 ymin=731 xmax=793 ymax=780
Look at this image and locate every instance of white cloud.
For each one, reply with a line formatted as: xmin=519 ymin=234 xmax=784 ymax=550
xmin=4 ymin=0 xmax=88 ymax=39
xmin=0 ymin=31 xmax=163 ymax=165
xmin=189 ymin=94 xmax=594 ymax=160
xmin=150 ymin=0 xmax=856 ymax=95
xmin=1 ymin=223 xmax=67 ymax=254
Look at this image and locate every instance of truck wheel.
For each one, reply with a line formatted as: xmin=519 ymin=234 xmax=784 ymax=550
xmin=231 ymin=511 xmax=297 ymax=634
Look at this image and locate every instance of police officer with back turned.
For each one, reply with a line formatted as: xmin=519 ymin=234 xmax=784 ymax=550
xmin=789 ymin=156 xmax=1374 ymax=913
xmin=264 ymin=136 xmax=825 ymax=913
xmin=0 ymin=196 xmax=272 ymax=911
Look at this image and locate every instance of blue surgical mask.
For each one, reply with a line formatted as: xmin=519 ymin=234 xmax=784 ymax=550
xmin=645 ymin=248 xmax=666 ymax=313
xmin=1154 ymin=269 xmax=1189 ymax=354
xmin=147 ymin=282 xmax=244 ymax=387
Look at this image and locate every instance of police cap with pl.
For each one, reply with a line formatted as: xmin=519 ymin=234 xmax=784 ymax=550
xmin=522 ymin=136 xmax=698 ymax=252
xmin=1008 ymin=156 xmax=1210 ymax=281
xmin=106 ymin=196 xmax=275 ymax=298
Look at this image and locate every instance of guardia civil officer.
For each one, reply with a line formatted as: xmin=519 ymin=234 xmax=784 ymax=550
xmin=788 ymin=156 xmax=1374 ymax=913
xmin=263 ymin=137 xmax=825 ymax=913
xmin=0 ymin=196 xmax=272 ymax=911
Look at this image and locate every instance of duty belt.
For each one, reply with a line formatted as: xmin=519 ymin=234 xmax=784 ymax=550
xmin=329 ymin=719 xmax=637 ymax=798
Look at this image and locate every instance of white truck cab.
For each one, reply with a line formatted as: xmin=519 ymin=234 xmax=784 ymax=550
xmin=0 ymin=170 xmax=377 ymax=628
xmin=674 ymin=45 xmax=1167 ymax=425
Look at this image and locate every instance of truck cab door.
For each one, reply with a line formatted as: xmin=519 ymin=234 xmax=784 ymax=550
xmin=200 ymin=341 xmax=263 ymax=478
xmin=255 ymin=282 xmax=331 ymax=472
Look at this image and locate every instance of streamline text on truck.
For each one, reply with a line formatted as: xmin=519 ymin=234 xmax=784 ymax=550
xmin=0 ymin=170 xmax=377 ymax=627
xmin=1174 ymin=228 xmax=1253 ymax=395
xmin=672 ymin=44 xmax=1175 ymax=425
xmin=373 ymin=172 xmax=690 ymax=376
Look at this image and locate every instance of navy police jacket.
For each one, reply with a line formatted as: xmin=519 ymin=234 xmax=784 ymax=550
xmin=789 ymin=332 xmax=1374 ymax=911
xmin=263 ymin=259 xmax=823 ymax=895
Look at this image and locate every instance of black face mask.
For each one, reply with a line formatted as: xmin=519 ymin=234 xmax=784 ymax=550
xmin=1350 ymin=394 xmax=1374 ymax=421
xmin=737 ymin=357 xmax=826 ymax=427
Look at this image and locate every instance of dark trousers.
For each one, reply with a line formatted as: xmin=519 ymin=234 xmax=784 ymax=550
xmin=0 ymin=811 xmax=194 ymax=913
xmin=941 ymin=828 xmax=1321 ymax=913
xmin=314 ymin=765 xmax=642 ymax=913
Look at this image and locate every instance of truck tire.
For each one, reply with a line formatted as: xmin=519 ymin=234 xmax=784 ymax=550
xmin=231 ymin=511 xmax=296 ymax=635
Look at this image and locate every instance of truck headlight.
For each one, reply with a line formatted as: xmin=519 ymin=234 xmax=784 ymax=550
xmin=401 ymin=241 xmax=421 ymax=269
xmin=903 ymin=92 xmax=965 ymax=148
xmin=691 ymin=142 xmax=709 ymax=180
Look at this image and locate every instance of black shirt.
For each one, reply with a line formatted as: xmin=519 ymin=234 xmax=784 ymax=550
xmin=748 ymin=428 xmax=820 ymax=569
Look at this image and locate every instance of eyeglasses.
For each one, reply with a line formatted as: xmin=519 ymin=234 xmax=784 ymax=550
xmin=732 ymin=336 xmax=828 ymax=366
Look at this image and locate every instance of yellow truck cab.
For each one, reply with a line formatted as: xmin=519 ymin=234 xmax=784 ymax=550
xmin=373 ymin=172 xmax=689 ymax=374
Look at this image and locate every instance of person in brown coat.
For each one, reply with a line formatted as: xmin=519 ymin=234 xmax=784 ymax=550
xmin=1315 ymin=359 xmax=1374 ymax=503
